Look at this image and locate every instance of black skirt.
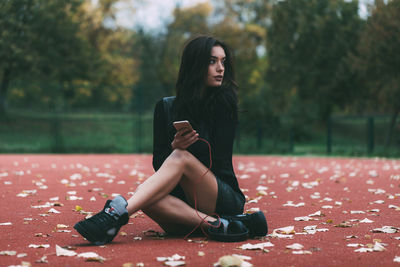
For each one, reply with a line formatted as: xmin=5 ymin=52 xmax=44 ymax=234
xmin=169 ymin=177 xmax=245 ymax=216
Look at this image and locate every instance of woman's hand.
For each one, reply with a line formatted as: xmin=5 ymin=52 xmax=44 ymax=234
xmin=171 ymin=129 xmax=199 ymax=150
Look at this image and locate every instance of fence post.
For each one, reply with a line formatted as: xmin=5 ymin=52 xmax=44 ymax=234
xmin=136 ymin=86 xmax=142 ymax=153
xmin=327 ymin=115 xmax=332 ymax=154
xmin=51 ymin=112 xmax=64 ymax=153
xmin=367 ymin=116 xmax=374 ymax=154
xmin=289 ymin=129 xmax=294 ymax=153
xmin=257 ymin=122 xmax=262 ymax=150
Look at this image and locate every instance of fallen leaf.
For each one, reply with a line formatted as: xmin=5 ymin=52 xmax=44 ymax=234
xmin=372 ymin=242 xmax=386 ymax=252
xmin=75 ymin=205 xmax=83 ymax=211
xmin=335 ymin=221 xmax=352 ymax=228
xmin=350 ymin=210 xmax=365 ymax=214
xmin=308 ymin=211 xmax=324 ymax=217
xmin=303 ymin=225 xmax=328 ymax=234
xmin=156 ymin=254 xmax=186 ymax=266
xmin=35 ymin=256 xmax=48 ymax=263
xmin=156 ymin=254 xmax=185 ymax=262
xmin=29 ymin=244 xmax=50 ymax=249
xmin=292 ymin=250 xmax=312 ymax=255
xmin=214 ymin=254 xmax=253 ymax=267
xmin=143 ymin=229 xmax=166 ymax=239
xmin=274 ymin=226 xmax=295 ymax=235
xmin=245 ymin=207 xmax=260 ymax=213
xmin=354 ymin=242 xmax=386 ymax=253
xmin=354 ymin=247 xmax=373 ymax=253
xmin=0 ymin=250 xmax=17 ymax=256
xmin=294 ymin=216 xmax=313 ymax=221
xmin=56 ymin=245 xmax=77 ymax=257
xmin=347 ymin=244 xmax=363 ymax=247
xmin=371 ymin=226 xmax=398 ymax=233
xmin=286 ymin=243 xmax=304 ymax=250
xmin=389 ymin=205 xmax=400 ymax=210
xmin=47 ymin=208 xmax=60 ymax=214
xmin=283 ymin=201 xmax=305 ymax=207
xmin=239 ymin=242 xmax=274 ymax=250
xmin=359 ymin=218 xmax=374 ymax=223
xmin=77 ymin=252 xmax=105 ymax=262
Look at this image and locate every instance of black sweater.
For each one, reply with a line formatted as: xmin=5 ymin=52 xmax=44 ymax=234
xmin=152 ymin=97 xmax=244 ymax=199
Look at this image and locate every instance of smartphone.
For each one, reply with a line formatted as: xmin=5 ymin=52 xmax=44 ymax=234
xmin=173 ymin=120 xmax=193 ymax=135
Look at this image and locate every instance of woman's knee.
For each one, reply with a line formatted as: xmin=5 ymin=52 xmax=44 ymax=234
xmin=168 ymin=149 xmax=193 ymax=167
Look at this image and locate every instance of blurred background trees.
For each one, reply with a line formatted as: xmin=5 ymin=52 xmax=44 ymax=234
xmin=1 ymin=0 xmax=399 ymax=147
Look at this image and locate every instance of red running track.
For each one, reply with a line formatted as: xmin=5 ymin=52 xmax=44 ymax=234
xmin=0 ymin=154 xmax=399 ymax=267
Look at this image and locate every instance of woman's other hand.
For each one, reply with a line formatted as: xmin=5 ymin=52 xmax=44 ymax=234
xmin=171 ymin=129 xmax=199 ymax=150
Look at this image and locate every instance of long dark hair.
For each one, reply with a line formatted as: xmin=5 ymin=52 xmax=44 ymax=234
xmin=173 ymin=35 xmax=238 ymax=124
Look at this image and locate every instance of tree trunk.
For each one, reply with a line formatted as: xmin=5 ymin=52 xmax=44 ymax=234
xmin=385 ymin=107 xmax=400 ymax=147
xmin=0 ymin=67 xmax=11 ymax=117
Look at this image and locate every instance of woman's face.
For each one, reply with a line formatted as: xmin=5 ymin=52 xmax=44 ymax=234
xmin=206 ymin=45 xmax=225 ymax=87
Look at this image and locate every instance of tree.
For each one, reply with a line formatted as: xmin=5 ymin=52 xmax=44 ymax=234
xmin=156 ymin=3 xmax=212 ymax=96
xmin=0 ymin=0 xmax=94 ymax=114
xmin=266 ymin=0 xmax=363 ymax=129
xmin=351 ymin=0 xmax=400 ymax=146
xmin=68 ymin=0 xmax=138 ymax=109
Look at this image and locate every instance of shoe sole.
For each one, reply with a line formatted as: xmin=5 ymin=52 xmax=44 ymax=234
xmin=207 ymin=219 xmax=249 ymax=242
xmin=249 ymin=211 xmax=268 ymax=237
xmin=208 ymin=231 xmax=248 ymax=242
xmin=74 ymin=222 xmax=107 ymax=246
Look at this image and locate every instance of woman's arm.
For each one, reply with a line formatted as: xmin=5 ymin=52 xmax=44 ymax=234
xmin=152 ymin=99 xmax=172 ymax=171
xmin=211 ymin=101 xmax=237 ymax=161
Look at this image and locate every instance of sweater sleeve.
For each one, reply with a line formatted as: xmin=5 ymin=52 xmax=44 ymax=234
xmin=152 ymin=99 xmax=172 ymax=171
xmin=210 ymin=102 xmax=237 ymax=176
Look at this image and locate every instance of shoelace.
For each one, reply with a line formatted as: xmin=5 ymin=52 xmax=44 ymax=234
xmin=89 ymin=211 xmax=117 ymax=227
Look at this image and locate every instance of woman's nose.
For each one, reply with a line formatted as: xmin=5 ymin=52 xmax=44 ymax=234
xmin=217 ymin=61 xmax=224 ymax=72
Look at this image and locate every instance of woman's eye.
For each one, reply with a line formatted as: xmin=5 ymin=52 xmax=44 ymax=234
xmin=210 ymin=59 xmax=216 ymax=64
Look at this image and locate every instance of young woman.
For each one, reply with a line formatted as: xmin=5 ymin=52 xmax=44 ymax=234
xmin=74 ymin=35 xmax=267 ymax=245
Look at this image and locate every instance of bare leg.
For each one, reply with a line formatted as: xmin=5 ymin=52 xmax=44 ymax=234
xmin=142 ymin=195 xmax=216 ymax=235
xmin=127 ymin=149 xmax=218 ymax=221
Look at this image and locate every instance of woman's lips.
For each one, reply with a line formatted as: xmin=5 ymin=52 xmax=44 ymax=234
xmin=214 ymin=75 xmax=223 ymax=81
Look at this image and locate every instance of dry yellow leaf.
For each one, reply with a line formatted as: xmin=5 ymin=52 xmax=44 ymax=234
xmin=215 ymin=255 xmax=243 ymax=267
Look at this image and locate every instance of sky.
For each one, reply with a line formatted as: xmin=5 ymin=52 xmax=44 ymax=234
xmin=113 ymin=0 xmax=373 ymax=32
xmin=114 ymin=0 xmax=208 ymax=32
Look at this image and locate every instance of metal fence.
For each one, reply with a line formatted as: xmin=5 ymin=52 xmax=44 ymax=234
xmin=0 ymin=112 xmax=399 ymax=156
xmin=327 ymin=115 xmax=400 ymax=156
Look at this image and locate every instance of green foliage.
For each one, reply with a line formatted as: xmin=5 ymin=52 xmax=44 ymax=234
xmin=350 ymin=0 xmax=400 ymax=113
xmin=266 ymin=0 xmax=364 ymax=123
xmin=1 ymin=0 xmax=399 ymax=155
xmin=0 ymin=0 xmax=95 ymax=113
xmin=349 ymin=0 xmax=400 ymax=145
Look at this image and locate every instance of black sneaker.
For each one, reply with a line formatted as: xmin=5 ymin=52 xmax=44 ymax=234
xmin=74 ymin=198 xmax=129 ymax=245
xmin=223 ymin=211 xmax=268 ymax=238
